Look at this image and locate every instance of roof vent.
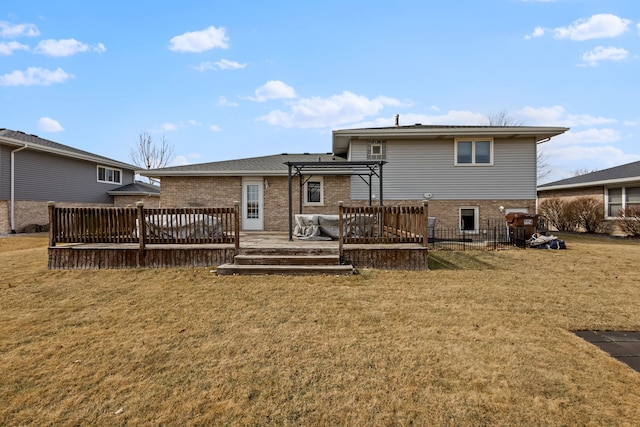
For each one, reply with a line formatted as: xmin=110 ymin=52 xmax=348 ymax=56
xmin=303 ymin=152 xmax=310 ymax=155
xmin=395 ymin=114 xmax=400 ymax=127
xmin=281 ymin=153 xmax=288 ymax=155
xmin=415 ymin=123 xmax=422 ymax=126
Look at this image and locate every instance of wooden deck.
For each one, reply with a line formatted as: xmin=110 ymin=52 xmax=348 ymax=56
xmin=48 ymin=232 xmax=428 ymax=271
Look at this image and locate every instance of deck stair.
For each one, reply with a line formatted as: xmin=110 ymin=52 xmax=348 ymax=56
xmin=215 ymin=247 xmax=354 ymax=276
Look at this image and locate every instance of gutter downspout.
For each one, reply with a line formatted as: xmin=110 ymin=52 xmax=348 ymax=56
xmin=10 ymin=143 xmax=28 ymax=233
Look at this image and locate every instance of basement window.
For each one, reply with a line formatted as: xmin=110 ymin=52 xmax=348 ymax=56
xmin=459 ymin=207 xmax=479 ymax=233
xmin=304 ymin=177 xmax=323 ymax=206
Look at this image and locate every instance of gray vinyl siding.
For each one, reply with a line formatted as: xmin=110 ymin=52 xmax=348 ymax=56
xmin=0 ymin=145 xmax=10 ymax=199
xmin=11 ymin=148 xmax=134 ymax=203
xmin=350 ymin=138 xmax=537 ymax=200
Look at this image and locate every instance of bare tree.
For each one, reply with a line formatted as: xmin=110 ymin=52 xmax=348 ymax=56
xmin=487 ymin=110 xmax=523 ymax=127
xmin=572 ymin=168 xmax=598 ymax=177
xmin=487 ymin=110 xmax=551 ymax=183
xmin=129 ymin=132 xmax=174 ymax=185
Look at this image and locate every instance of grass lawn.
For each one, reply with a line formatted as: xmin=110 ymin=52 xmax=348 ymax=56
xmin=1 ymin=233 xmax=640 ymax=426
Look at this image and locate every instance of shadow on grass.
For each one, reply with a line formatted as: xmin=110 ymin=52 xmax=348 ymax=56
xmin=428 ymin=250 xmax=500 ymax=270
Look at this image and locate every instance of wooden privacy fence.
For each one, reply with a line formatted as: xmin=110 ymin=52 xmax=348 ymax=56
xmin=48 ymin=202 xmax=240 ymax=250
xmin=338 ymin=203 xmax=429 ymax=246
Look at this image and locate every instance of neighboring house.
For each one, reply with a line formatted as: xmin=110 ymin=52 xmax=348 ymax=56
xmin=537 ymin=160 xmax=640 ymax=219
xmin=107 ymin=181 xmax=160 ymax=208
xmin=144 ymin=124 xmax=568 ymax=232
xmin=0 ymin=129 xmax=144 ymax=234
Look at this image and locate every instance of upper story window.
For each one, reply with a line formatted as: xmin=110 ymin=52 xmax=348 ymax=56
xmin=367 ymin=141 xmax=386 ymax=160
xmin=455 ymin=139 xmax=493 ymax=166
xmin=304 ymin=177 xmax=323 ymax=206
xmin=97 ymin=165 xmax=122 ymax=184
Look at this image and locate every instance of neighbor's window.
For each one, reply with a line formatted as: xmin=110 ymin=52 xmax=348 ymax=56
xmin=627 ymin=186 xmax=640 ymax=209
xmin=367 ymin=141 xmax=386 ymax=160
xmin=608 ymin=188 xmax=623 ymax=217
xmin=97 ymin=166 xmax=122 ymax=184
xmin=455 ymin=139 xmax=493 ymax=165
xmin=609 ymin=186 xmax=640 ymax=216
xmin=459 ymin=207 xmax=479 ymax=232
xmin=304 ymin=177 xmax=323 ymax=205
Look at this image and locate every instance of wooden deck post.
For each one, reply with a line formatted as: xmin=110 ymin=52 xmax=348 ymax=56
xmin=422 ymin=201 xmax=429 ymax=248
xmin=233 ymin=201 xmax=240 ymax=251
xmin=136 ymin=201 xmax=145 ymax=251
xmin=47 ymin=201 xmax=56 ymax=247
xmin=338 ymin=201 xmax=344 ymax=261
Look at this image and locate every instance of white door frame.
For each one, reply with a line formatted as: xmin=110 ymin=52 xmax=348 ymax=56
xmin=242 ymin=177 xmax=264 ymax=230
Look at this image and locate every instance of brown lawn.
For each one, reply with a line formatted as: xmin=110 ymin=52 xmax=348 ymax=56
xmin=1 ymin=233 xmax=639 ymax=426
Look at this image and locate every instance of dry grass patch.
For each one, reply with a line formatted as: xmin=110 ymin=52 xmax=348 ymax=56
xmin=1 ymin=234 xmax=640 ymax=426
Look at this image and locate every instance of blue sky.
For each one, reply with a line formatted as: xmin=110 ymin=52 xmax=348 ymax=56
xmin=1 ymin=0 xmax=639 ymax=183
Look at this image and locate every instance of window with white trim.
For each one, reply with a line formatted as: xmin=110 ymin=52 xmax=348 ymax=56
xmin=367 ymin=141 xmax=386 ymax=160
xmin=455 ymin=139 xmax=493 ymax=165
xmin=459 ymin=207 xmax=479 ymax=232
xmin=97 ymin=166 xmax=122 ymax=184
xmin=304 ymin=177 xmax=323 ymax=205
xmin=608 ymin=186 xmax=640 ymax=217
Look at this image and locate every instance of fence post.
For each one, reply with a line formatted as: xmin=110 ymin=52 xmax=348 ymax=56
xmin=136 ymin=201 xmax=145 ymax=251
xmin=422 ymin=201 xmax=429 ymax=247
xmin=233 ymin=201 xmax=240 ymax=251
xmin=338 ymin=201 xmax=344 ymax=262
xmin=47 ymin=201 xmax=56 ymax=247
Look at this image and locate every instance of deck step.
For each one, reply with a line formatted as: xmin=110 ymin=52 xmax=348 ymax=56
xmin=215 ymin=263 xmax=355 ymax=276
xmin=238 ymin=247 xmax=338 ymax=256
xmin=234 ymin=254 xmax=340 ymax=266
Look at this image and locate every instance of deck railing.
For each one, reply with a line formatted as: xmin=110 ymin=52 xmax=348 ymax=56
xmin=48 ymin=202 xmax=240 ymax=250
xmin=338 ymin=203 xmax=429 ymax=249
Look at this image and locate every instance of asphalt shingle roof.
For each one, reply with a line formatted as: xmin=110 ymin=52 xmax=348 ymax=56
xmin=0 ymin=128 xmax=136 ymax=169
xmin=144 ymin=153 xmax=344 ymax=175
xmin=108 ymin=181 xmax=160 ymax=194
xmin=539 ymin=160 xmax=640 ymax=188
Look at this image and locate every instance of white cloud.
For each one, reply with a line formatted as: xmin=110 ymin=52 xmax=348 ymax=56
xmin=192 ymin=59 xmax=246 ymax=72
xmin=0 ymin=41 xmax=29 ymax=55
xmin=34 ymin=39 xmax=106 ymax=57
xmin=161 ymin=123 xmax=179 ymax=131
xmin=551 ymin=128 xmax=621 ymax=145
xmin=582 ymin=46 xmax=628 ymax=66
xmin=37 ymin=117 xmax=64 ymax=132
xmin=525 ymin=27 xmax=546 ymax=39
xmin=209 ymin=125 xmax=222 ymax=132
xmin=158 ymin=120 xmax=200 ymax=132
xmin=169 ymin=26 xmax=229 ymax=53
xmin=257 ymin=91 xmax=405 ymax=129
xmin=553 ymin=14 xmax=631 ymax=41
xmin=351 ymin=110 xmax=487 ymax=129
xmin=0 ymin=21 xmax=40 ymax=38
xmin=215 ymin=59 xmax=246 ymax=70
xmin=517 ymin=106 xmax=616 ymax=127
xmin=0 ymin=67 xmax=74 ymax=86
xmin=545 ymin=144 xmax=640 ymax=164
xmin=623 ymin=121 xmax=637 ymax=127
xmin=170 ymin=153 xmax=203 ymax=166
xmin=217 ymin=96 xmax=238 ymax=107
xmin=252 ymin=80 xmax=297 ymax=102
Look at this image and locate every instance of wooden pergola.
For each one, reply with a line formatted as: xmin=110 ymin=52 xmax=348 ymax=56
xmin=284 ymin=160 xmax=386 ymax=241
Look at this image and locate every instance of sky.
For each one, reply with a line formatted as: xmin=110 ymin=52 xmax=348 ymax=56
xmin=1 ymin=0 xmax=639 ymax=184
